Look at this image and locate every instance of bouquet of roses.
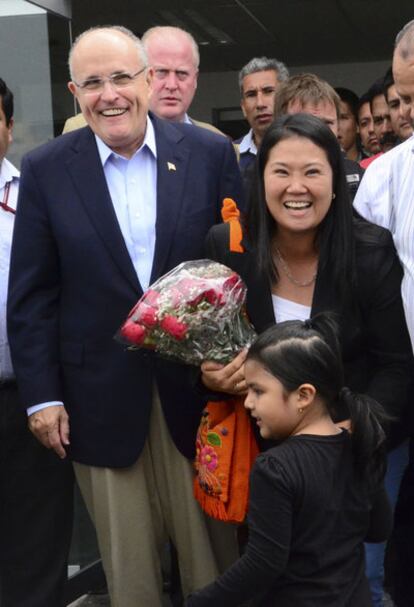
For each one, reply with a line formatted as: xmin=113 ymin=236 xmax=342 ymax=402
xmin=117 ymin=259 xmax=256 ymax=365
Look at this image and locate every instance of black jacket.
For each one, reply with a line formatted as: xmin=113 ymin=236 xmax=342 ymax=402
xmin=205 ymin=218 xmax=413 ymax=448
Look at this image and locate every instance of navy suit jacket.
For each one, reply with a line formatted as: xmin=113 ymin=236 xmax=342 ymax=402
xmin=7 ymin=115 xmax=243 ymax=467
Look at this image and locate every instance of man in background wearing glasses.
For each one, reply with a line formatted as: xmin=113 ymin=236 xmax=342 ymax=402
xmin=64 ymin=25 xmax=225 ymax=138
xmin=8 ymin=25 xmax=242 ymax=607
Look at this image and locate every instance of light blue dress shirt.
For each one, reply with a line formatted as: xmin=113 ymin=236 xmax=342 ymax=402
xmin=95 ymin=117 xmax=157 ymax=291
xmin=28 ymin=117 xmax=158 ymax=415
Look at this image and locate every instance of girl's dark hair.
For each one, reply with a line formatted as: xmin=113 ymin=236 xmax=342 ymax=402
xmin=247 ymin=113 xmax=355 ymax=301
xmin=335 ymin=86 xmax=359 ymax=121
xmin=247 ymin=313 xmax=387 ymax=483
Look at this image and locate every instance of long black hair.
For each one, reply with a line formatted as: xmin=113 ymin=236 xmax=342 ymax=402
xmin=247 ymin=312 xmax=387 ymax=484
xmin=247 ymin=113 xmax=355 ymax=300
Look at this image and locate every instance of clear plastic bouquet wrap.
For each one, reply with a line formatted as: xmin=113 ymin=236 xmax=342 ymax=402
xmin=117 ymin=259 xmax=256 ymax=365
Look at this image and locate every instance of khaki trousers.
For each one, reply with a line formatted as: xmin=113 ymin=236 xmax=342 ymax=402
xmin=74 ymin=386 xmax=238 ymax=607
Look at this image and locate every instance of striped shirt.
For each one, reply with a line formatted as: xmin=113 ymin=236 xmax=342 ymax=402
xmin=353 ymin=135 xmax=414 ymax=349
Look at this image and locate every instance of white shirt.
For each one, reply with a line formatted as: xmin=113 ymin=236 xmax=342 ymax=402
xmin=272 ymin=295 xmax=311 ymax=323
xmin=238 ymin=129 xmax=257 ymax=156
xmin=0 ymin=157 xmax=19 ymax=381
xmin=28 ymin=117 xmax=158 ymax=415
xmin=353 ymin=135 xmax=414 ymax=349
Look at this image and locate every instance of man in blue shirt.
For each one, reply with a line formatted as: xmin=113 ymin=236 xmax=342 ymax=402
xmin=8 ymin=25 xmax=242 ymax=607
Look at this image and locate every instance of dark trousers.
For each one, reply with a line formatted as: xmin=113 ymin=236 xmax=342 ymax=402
xmin=0 ymin=383 xmax=74 ymax=607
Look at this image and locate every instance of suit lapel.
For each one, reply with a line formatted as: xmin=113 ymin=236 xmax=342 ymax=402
xmin=150 ymin=117 xmax=190 ymax=282
xmin=65 ymin=128 xmax=141 ymax=295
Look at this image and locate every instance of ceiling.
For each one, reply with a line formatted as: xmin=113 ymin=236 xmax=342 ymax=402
xmin=72 ymin=0 xmax=414 ymax=72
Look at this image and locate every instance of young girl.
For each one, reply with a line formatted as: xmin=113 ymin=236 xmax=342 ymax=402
xmin=187 ymin=314 xmax=391 ymax=606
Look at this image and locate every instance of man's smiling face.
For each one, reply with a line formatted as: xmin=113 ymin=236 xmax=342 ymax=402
xmin=68 ymin=29 xmax=152 ymax=158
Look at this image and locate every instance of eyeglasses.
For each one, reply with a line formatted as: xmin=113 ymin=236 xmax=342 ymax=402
xmin=153 ymin=68 xmax=191 ymax=82
xmin=73 ymin=67 xmax=147 ymax=93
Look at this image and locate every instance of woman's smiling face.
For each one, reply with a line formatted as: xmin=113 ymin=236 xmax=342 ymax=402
xmin=263 ymin=135 xmax=334 ymax=238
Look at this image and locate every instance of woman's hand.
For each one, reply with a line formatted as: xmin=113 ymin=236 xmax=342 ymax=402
xmin=201 ymin=348 xmax=248 ymax=395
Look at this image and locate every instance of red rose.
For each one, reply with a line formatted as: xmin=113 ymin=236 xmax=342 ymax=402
xmin=203 ymin=287 xmax=221 ymax=305
xmin=121 ymin=321 xmax=146 ymax=344
xmin=160 ymin=315 xmax=188 ymax=340
xmin=136 ymin=304 xmax=158 ymax=328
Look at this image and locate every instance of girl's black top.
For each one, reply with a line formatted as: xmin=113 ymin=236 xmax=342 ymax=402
xmin=187 ymin=430 xmax=391 ymax=607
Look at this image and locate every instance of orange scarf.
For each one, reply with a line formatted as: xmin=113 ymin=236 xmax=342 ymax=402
xmin=193 ymin=198 xmax=259 ymax=523
xmin=194 ymin=397 xmax=259 ymax=523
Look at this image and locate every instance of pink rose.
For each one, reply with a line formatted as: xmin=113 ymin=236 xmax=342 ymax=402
xmin=121 ymin=321 xmax=146 ymax=345
xmin=175 ymin=278 xmax=204 ymax=306
xmin=143 ymin=289 xmax=160 ymax=306
xmin=160 ymin=315 xmax=188 ymax=340
xmin=169 ymin=286 xmax=185 ymax=308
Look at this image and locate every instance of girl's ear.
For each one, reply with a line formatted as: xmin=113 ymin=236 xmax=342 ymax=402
xmin=296 ymin=383 xmax=316 ymax=411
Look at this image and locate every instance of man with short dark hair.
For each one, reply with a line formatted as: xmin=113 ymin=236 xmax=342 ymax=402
xmin=357 ymin=92 xmax=381 ymax=158
xmin=335 ymin=87 xmax=360 ymax=162
xmin=237 ymin=56 xmax=289 ymax=169
xmin=0 ymin=77 xmax=73 ymax=607
xmin=8 ymin=26 xmax=241 ymax=607
xmin=369 ymin=76 xmax=398 ymax=153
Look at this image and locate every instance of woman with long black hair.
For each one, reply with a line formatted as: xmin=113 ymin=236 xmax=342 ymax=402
xmin=200 ymin=113 xmax=413 ymax=604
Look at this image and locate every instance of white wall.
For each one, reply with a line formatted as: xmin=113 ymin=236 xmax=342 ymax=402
xmin=190 ymin=60 xmax=390 ymax=124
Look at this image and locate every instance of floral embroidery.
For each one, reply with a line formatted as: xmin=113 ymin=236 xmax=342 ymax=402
xmin=200 ymin=446 xmax=218 ymax=471
xmin=194 ymin=409 xmax=223 ymax=496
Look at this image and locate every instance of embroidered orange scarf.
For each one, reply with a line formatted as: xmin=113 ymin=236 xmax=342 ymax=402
xmin=193 ymin=198 xmax=259 ymax=523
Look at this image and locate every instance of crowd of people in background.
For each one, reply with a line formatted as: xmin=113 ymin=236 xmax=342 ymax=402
xmin=1 ymin=14 xmax=414 ymax=607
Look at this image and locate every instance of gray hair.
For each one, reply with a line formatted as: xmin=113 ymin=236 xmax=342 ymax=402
xmin=239 ymin=56 xmax=289 ymax=95
xmin=68 ymin=25 xmax=147 ymax=80
xmin=394 ymin=19 xmax=414 ymax=60
xmin=142 ymin=26 xmax=199 ymax=69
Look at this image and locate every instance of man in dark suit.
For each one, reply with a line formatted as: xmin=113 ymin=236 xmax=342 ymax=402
xmin=7 ymin=25 xmax=242 ymax=607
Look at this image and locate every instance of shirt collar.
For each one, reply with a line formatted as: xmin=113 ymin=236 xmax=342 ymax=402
xmin=238 ymin=129 xmax=257 ymax=155
xmin=95 ymin=116 xmax=157 ymax=166
xmin=183 ymin=113 xmax=192 ymax=125
xmin=0 ymin=157 xmax=19 ymax=190
xmin=409 ymin=132 xmax=414 ymax=154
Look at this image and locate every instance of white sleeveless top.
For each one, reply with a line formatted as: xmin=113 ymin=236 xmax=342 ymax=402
xmin=272 ymin=295 xmax=311 ymax=323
